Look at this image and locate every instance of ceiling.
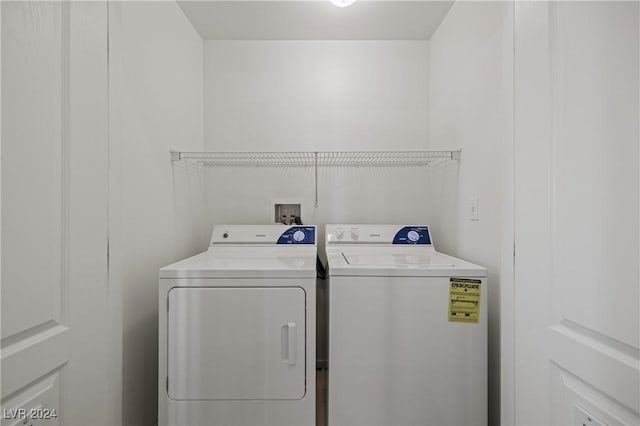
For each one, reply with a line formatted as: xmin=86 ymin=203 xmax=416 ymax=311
xmin=178 ymin=1 xmax=455 ymax=40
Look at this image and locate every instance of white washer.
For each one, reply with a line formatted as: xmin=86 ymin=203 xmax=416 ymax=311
xmin=326 ymin=225 xmax=487 ymax=426
xmin=159 ymin=225 xmax=316 ymax=426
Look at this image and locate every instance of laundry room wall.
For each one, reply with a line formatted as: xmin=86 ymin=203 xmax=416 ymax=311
xmin=427 ymin=2 xmax=514 ymax=425
xmin=203 ymin=40 xmax=431 ymax=234
xmin=107 ymin=2 xmax=206 ymax=425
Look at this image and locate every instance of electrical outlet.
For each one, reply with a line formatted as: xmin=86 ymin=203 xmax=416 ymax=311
xmin=470 ymin=197 xmax=480 ymax=221
xmin=574 ymin=405 xmax=605 ymax=426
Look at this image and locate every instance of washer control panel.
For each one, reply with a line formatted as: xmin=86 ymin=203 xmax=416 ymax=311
xmin=326 ymin=225 xmax=432 ymax=246
xmin=277 ymin=226 xmax=316 ymax=245
xmin=211 ymin=225 xmax=316 ymax=246
xmin=391 ymin=226 xmax=431 ymax=245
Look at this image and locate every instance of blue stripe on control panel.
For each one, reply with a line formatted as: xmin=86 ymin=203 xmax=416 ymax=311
xmin=277 ymin=226 xmax=316 ymax=245
xmin=392 ymin=226 xmax=431 ymax=245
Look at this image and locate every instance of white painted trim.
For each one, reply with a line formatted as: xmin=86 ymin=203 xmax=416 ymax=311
xmin=60 ymin=0 xmax=71 ymax=327
xmin=58 ymin=4 xmax=71 ymax=420
xmin=0 ymin=2 xmax=3 ymax=387
xmin=560 ymin=368 xmax=640 ymax=425
xmin=500 ymin=1 xmax=515 ymax=424
xmin=549 ymin=323 xmax=640 ymax=413
xmin=1 ymin=325 xmax=71 ymax=397
xmin=106 ymin=2 xmax=125 ymax=423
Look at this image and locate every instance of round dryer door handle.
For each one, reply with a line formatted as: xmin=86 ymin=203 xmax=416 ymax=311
xmin=281 ymin=322 xmax=297 ymax=366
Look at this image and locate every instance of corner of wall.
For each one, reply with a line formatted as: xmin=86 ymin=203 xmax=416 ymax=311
xmin=427 ymin=3 xmax=513 ymax=425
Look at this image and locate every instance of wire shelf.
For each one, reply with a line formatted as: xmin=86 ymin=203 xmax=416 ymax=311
xmin=171 ymin=150 xmax=461 ymax=207
xmin=171 ymin=150 xmax=460 ymax=167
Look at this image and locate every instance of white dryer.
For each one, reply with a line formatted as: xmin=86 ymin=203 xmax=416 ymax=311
xmin=326 ymin=225 xmax=487 ymax=426
xmin=158 ymin=225 xmax=316 ymax=426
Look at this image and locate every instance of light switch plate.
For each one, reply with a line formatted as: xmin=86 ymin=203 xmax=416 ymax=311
xmin=470 ymin=197 xmax=480 ymax=221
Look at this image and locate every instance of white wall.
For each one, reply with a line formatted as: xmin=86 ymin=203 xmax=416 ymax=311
xmin=204 ymin=41 xmax=430 ymax=229
xmin=205 ymin=41 xmax=429 ymax=152
xmin=204 ymin=40 xmax=431 ymax=364
xmin=428 ymin=2 xmax=513 ymax=425
xmin=108 ymin=2 xmax=206 ymax=424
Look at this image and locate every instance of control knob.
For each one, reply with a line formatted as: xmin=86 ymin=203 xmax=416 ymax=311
xmin=407 ymin=230 xmax=420 ymax=242
xmin=293 ymin=230 xmax=306 ymax=242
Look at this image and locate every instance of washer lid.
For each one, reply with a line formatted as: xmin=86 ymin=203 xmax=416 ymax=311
xmin=327 ymin=247 xmax=486 ymax=277
xmin=160 ymin=246 xmax=317 ymax=279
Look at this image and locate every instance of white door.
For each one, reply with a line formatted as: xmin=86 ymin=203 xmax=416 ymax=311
xmin=1 ymin=2 xmax=115 ymax=425
xmin=512 ymin=1 xmax=639 ymax=425
xmin=168 ymin=287 xmax=306 ymax=400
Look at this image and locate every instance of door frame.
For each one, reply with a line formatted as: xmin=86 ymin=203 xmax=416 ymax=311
xmin=500 ymin=1 xmax=516 ymax=424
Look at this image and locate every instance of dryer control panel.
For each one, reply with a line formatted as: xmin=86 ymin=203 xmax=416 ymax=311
xmin=326 ymin=225 xmax=432 ymax=246
xmin=211 ymin=225 xmax=316 ymax=246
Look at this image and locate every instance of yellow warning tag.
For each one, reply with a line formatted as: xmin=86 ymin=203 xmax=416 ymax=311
xmin=448 ymin=278 xmax=481 ymax=323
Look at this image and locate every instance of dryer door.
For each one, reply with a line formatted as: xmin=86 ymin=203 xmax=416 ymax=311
xmin=167 ymin=287 xmax=306 ymax=400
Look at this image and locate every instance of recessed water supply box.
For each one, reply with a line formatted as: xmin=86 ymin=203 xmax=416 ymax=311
xmin=271 ymin=199 xmax=304 ymax=225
